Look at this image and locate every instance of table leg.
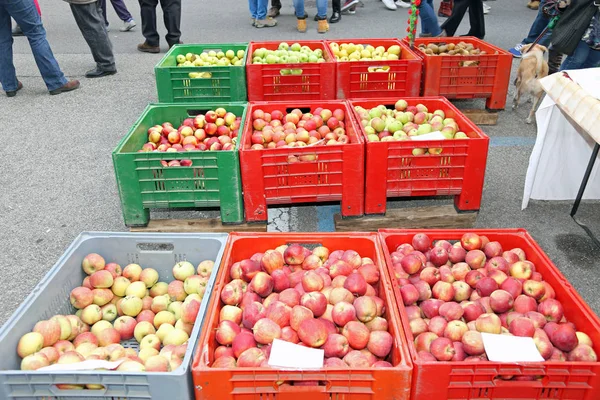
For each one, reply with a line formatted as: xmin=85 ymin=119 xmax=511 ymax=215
xmin=570 ymin=143 xmax=600 ymax=248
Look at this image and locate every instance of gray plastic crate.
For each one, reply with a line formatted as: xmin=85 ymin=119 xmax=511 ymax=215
xmin=0 ymin=231 xmax=227 ymax=400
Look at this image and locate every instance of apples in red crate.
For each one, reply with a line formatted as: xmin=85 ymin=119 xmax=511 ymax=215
xmin=141 ymin=107 xmax=242 ymax=167
xmin=390 ymin=231 xmax=598 ymax=366
xmin=249 ymin=106 xmax=349 ymax=152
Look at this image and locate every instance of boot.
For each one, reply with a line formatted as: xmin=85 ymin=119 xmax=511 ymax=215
xmin=527 ymin=1 xmax=540 ymax=9
xmin=317 ymin=18 xmax=329 ymax=34
xmin=548 ymin=47 xmax=563 ymax=75
xmin=297 ymin=17 xmax=307 ymax=33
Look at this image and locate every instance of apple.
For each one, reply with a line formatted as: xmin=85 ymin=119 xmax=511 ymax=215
xmin=122 ymin=263 xmax=143 ymax=281
xmin=121 ymin=295 xmax=143 ymax=317
xmin=461 ymin=331 xmax=485 ymax=355
xmin=145 ymin=355 xmax=171 ymax=372
xmin=82 ymin=253 xmax=105 ymax=275
xmin=444 ymin=320 xmax=469 ymax=341
xmin=509 ymin=317 xmax=536 ymax=337
xmin=163 ymin=328 xmax=190 ymax=346
xmin=537 ymin=298 xmax=564 ymax=322
xmin=17 ymin=332 xmax=44 ymax=358
xmin=70 ymin=287 xmax=94 ymax=309
xmin=154 ymin=310 xmax=176 ymax=329
xmin=430 ymin=337 xmax=455 ymax=361
xmin=509 ymin=261 xmax=533 ymax=280
xmin=353 ymin=296 xmax=377 ymax=323
xmin=522 ymin=280 xmax=545 ymax=300
xmin=550 ymin=324 xmax=578 ymax=352
xmin=475 ymin=313 xmax=502 ymax=334
xmin=415 ymin=332 xmax=439 ymax=353
xmin=125 ymin=281 xmax=147 ymax=298
xmin=253 ymin=318 xmax=281 ymax=345
xmin=461 ymin=233 xmax=482 ymax=251
xmin=300 ymin=292 xmax=327 ymax=317
xmin=323 ymin=333 xmax=350 ymax=358
xmin=342 ymin=321 xmax=371 ymax=350
xmin=568 ymin=344 xmax=598 ymax=362
xmin=21 ymin=353 xmax=50 ymax=371
xmin=250 ymin=271 xmax=274 ymax=297
xmin=489 ymin=290 xmax=514 ymax=313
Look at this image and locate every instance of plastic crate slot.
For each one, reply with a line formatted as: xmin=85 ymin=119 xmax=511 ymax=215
xmin=272 ymin=76 xmax=281 ymax=94
xmin=194 ymin=167 xmax=206 ymax=190
xmin=539 ymin=387 xmax=562 ymax=398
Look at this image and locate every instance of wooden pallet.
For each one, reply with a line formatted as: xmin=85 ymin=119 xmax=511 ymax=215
xmin=129 ymin=218 xmax=267 ymax=233
xmin=334 ymin=204 xmax=478 ymax=232
xmin=461 ymin=109 xmax=499 ymax=125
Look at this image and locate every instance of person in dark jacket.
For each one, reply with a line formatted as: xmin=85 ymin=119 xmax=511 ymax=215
xmin=551 ymin=0 xmax=600 ymax=70
xmin=440 ymin=0 xmax=485 ymax=39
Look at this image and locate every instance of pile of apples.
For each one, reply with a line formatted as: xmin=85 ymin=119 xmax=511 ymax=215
xmin=329 ymin=42 xmax=401 ymax=62
xmin=393 ymin=232 xmax=597 ymax=366
xmin=16 ymin=253 xmax=215 ymax=379
xmin=141 ymin=108 xmax=241 ymax=167
xmin=211 ymin=244 xmax=395 ymax=369
xmin=354 ymin=99 xmax=469 ymax=155
xmin=175 ymin=49 xmax=246 ymax=67
xmin=251 ymin=42 xmax=326 ymax=65
xmin=417 ymin=42 xmax=485 ymax=56
xmin=248 ymin=107 xmax=349 ymax=156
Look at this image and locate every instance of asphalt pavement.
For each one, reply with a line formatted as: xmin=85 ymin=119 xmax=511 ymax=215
xmin=1 ymin=0 xmax=599 ymax=328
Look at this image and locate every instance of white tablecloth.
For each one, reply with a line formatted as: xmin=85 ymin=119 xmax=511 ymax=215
xmin=522 ymin=69 xmax=600 ymax=209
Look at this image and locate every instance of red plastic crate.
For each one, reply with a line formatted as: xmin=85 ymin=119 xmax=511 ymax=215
xmin=325 ymin=39 xmax=422 ymax=99
xmin=192 ymin=232 xmax=413 ymax=400
xmin=379 ymin=228 xmax=600 ymax=400
xmin=240 ymin=100 xmax=364 ymax=223
xmin=349 ymin=97 xmax=489 ymax=214
xmin=411 ymin=37 xmax=513 ymax=110
xmin=246 ymin=41 xmax=336 ymax=101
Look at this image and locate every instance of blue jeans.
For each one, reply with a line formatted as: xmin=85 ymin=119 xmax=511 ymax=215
xmin=293 ymin=0 xmax=327 ymax=18
xmin=560 ymin=40 xmax=600 ymax=71
xmin=248 ymin=0 xmax=268 ymax=20
xmin=0 ymin=0 xmax=67 ymax=92
xmin=522 ymin=0 xmax=551 ymax=46
xmin=419 ymin=0 xmax=442 ymax=36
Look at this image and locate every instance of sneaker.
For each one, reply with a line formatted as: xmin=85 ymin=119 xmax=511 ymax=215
xmin=508 ymin=43 xmax=525 ymax=58
xmin=347 ymin=5 xmax=356 ymax=14
xmin=267 ymin=7 xmax=280 ymax=17
xmin=251 ymin=18 xmax=256 ymax=26
xmin=395 ymin=0 xmax=411 ymax=8
xmin=255 ymin=18 xmax=277 ymax=28
xmin=341 ymin=0 xmax=359 ymax=11
xmin=120 ymin=19 xmax=136 ymax=32
xmin=382 ymin=0 xmax=397 ymax=10
xmin=483 ymin=3 xmax=490 ymax=13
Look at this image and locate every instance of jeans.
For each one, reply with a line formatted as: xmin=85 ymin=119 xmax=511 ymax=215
xmin=139 ymin=0 xmax=181 ymax=47
xmin=70 ymin=1 xmax=116 ymax=72
xmin=0 ymin=0 xmax=67 ymax=92
xmin=522 ymin=0 xmax=551 ymax=46
xmin=560 ymin=40 xmax=600 ymax=71
xmin=249 ymin=0 xmax=268 ymax=20
xmin=293 ymin=0 xmax=327 ymax=18
xmin=441 ymin=0 xmax=485 ymax=39
xmin=100 ymin=0 xmax=133 ymax=25
xmin=419 ymin=0 xmax=442 ymax=36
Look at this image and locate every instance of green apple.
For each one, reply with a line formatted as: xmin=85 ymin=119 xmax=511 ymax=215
xmin=417 ymin=124 xmax=432 ymax=135
xmin=279 ymin=42 xmax=289 ymax=51
xmin=291 ymin=42 xmax=301 ymax=52
xmin=368 ymin=134 xmax=380 ymax=142
xmin=176 ymin=54 xmax=186 ymax=63
xmin=387 ymin=120 xmax=404 ymax=134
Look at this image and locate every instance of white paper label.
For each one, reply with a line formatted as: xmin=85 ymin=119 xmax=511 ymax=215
xmin=409 ymin=131 xmax=446 ymax=141
xmin=267 ymin=339 xmax=325 ymax=370
xmin=481 ymin=333 xmax=544 ymax=363
xmin=37 ymin=359 xmax=124 ymax=372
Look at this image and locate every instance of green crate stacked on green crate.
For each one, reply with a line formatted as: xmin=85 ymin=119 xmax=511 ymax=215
xmin=155 ymin=43 xmax=249 ymax=103
xmin=112 ymin=103 xmax=247 ymax=226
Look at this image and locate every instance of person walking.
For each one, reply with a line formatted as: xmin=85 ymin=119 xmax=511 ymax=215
xmin=11 ymin=0 xmax=40 ymax=36
xmin=508 ymin=0 xmax=551 ymax=57
xmin=552 ymin=0 xmax=600 ymax=70
xmin=294 ymin=0 xmax=329 ymax=33
xmin=0 ymin=0 xmax=80 ymax=96
xmin=440 ymin=0 xmax=485 ymax=39
xmin=65 ymin=0 xmax=117 ymax=78
xmin=137 ymin=0 xmax=182 ymax=53
xmin=100 ymin=0 xmax=136 ymax=32
xmin=419 ymin=0 xmax=443 ymax=37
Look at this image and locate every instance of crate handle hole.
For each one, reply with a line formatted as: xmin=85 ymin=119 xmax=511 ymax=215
xmin=367 ymin=66 xmax=390 ymax=72
xmin=275 ymin=380 xmax=330 ymax=391
xmin=285 ymin=106 xmax=311 ymax=114
xmin=50 ymin=384 xmax=107 ymax=395
xmin=286 ymin=242 xmax=323 ymax=250
xmin=187 ymin=108 xmax=214 ymax=116
xmin=136 ymin=243 xmax=175 ymax=252
xmin=459 ymin=60 xmax=480 ymax=67
xmin=280 ymin=68 xmax=303 ymax=76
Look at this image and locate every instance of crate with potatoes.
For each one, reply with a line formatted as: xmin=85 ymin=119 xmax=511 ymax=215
xmin=192 ymin=232 xmax=413 ymax=400
xmin=154 ymin=43 xmax=249 ymax=103
xmin=379 ymin=228 xmax=600 ymax=400
xmin=411 ymin=37 xmax=513 ymax=110
xmin=239 ymin=100 xmax=365 ymax=223
xmin=325 ymin=39 xmax=422 ymax=99
xmin=349 ymin=97 xmax=489 ymax=215
xmin=112 ymin=102 xmax=247 ymax=227
xmin=246 ymin=41 xmax=336 ymax=101
xmin=0 ymin=232 xmax=227 ymax=400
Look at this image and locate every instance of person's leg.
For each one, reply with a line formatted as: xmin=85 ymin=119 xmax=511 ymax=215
xmin=6 ymin=0 xmax=68 ymax=91
xmin=582 ymin=48 xmax=600 ymax=69
xmin=249 ymin=0 xmax=258 ymax=19
xmin=440 ymin=0 xmax=469 ymax=36
xmin=466 ymin=0 xmax=484 ymax=39
xmin=99 ymin=0 xmax=109 ymax=26
xmin=109 ymin=0 xmax=133 ymax=22
xmin=419 ymin=0 xmax=442 ymax=36
xmin=522 ymin=0 xmax=550 ymax=44
xmin=160 ymin=0 xmax=181 ymax=47
xmin=139 ymin=0 xmax=160 ymax=47
xmin=69 ymin=2 xmax=116 ymax=73
xmin=560 ymin=41 xmax=590 ymax=71
xmin=0 ymin=3 xmax=19 ymax=92
xmin=254 ymin=0 xmax=276 ymax=26
xmin=268 ymin=0 xmax=281 ymax=17
xmin=293 ymin=0 xmax=305 ymax=18
xmin=330 ymin=0 xmax=341 ymax=23
xmin=316 ymin=0 xmax=327 ymax=18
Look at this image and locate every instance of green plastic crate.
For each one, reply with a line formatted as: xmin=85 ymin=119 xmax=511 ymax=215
xmin=155 ymin=43 xmax=248 ymax=103
xmin=112 ymin=103 xmax=246 ymax=226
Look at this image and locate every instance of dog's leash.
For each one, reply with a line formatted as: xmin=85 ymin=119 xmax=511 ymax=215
xmin=523 ymin=0 xmax=564 ymax=54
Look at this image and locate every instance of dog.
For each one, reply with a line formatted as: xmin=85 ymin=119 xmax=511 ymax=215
xmin=513 ymin=44 xmax=549 ymax=124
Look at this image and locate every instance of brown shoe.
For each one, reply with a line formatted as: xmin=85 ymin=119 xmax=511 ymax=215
xmin=137 ymin=41 xmax=160 ymax=53
xmin=297 ymin=18 xmax=307 ymax=33
xmin=527 ymin=1 xmax=539 ymax=9
xmin=317 ymin=19 xmax=329 ymax=34
xmin=267 ymin=7 xmax=280 ymax=17
xmin=49 ymin=80 xmax=80 ymax=95
xmin=255 ymin=18 xmax=277 ymax=28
